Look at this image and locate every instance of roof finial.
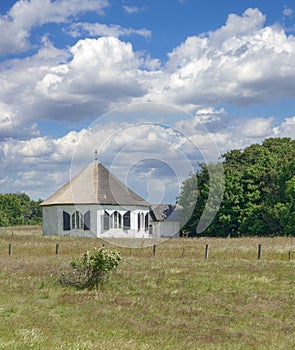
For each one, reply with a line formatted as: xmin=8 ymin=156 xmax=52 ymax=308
xmin=94 ymin=149 xmax=98 ymax=163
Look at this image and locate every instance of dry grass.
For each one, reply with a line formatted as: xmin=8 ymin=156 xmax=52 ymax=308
xmin=0 ymin=229 xmax=294 ymax=349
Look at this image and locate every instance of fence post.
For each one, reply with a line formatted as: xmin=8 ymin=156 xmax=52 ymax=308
xmin=258 ymin=244 xmax=262 ymax=260
xmin=205 ymin=244 xmax=209 ymax=259
xmin=153 ymin=244 xmax=156 ymax=257
xmin=8 ymin=243 xmax=12 ymax=256
xmin=55 ymin=243 xmax=59 ymax=256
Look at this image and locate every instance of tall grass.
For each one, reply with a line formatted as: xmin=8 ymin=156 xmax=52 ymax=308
xmin=0 ymin=230 xmax=294 ymax=349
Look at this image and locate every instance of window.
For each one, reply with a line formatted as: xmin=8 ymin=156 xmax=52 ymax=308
xmin=63 ymin=210 xmax=90 ymax=231
xmin=72 ymin=210 xmax=83 ymax=229
xmin=63 ymin=211 xmax=70 ymax=231
xmin=123 ymin=211 xmax=130 ymax=230
xmin=138 ymin=212 xmax=147 ymax=231
xmin=145 ymin=213 xmax=149 ymax=231
xmin=104 ymin=211 xmax=123 ymax=230
xmin=138 ymin=213 xmax=140 ymax=231
xmin=84 ymin=211 xmax=90 ymax=230
xmin=104 ymin=211 xmax=110 ymax=230
xmin=110 ymin=211 xmax=122 ymax=229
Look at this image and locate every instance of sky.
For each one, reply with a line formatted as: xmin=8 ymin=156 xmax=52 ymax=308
xmin=0 ymin=0 xmax=295 ymax=204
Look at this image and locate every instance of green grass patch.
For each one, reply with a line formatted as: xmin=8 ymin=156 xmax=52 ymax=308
xmin=0 ymin=231 xmax=294 ymax=349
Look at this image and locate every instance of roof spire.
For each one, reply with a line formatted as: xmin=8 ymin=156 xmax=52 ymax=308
xmin=94 ymin=149 xmax=98 ymax=163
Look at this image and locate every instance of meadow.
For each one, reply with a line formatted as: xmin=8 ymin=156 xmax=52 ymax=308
xmin=0 ymin=227 xmax=294 ymax=349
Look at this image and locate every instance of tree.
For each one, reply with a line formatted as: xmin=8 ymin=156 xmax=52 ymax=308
xmin=0 ymin=192 xmax=43 ymax=226
xmin=178 ymin=137 xmax=295 ymax=237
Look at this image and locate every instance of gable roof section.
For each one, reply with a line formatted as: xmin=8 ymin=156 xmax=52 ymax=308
xmin=41 ymin=162 xmax=150 ymax=207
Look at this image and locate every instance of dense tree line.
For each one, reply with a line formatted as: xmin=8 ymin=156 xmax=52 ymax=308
xmin=0 ymin=193 xmax=42 ymax=226
xmin=178 ymin=137 xmax=295 ymax=237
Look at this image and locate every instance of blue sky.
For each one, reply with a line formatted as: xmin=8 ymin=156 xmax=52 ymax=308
xmin=0 ymin=0 xmax=295 ymax=203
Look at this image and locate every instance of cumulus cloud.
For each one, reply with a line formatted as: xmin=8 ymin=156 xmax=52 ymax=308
xmin=0 ymin=0 xmax=109 ymax=56
xmin=2 ymin=7 xmax=295 ymax=133
xmin=1 ymin=5 xmax=295 ymax=200
xmin=0 ymin=128 xmax=88 ymax=198
xmin=0 ymin=39 xmax=70 ymax=136
xmin=0 ymin=103 xmax=39 ymax=139
xmin=0 ymin=117 xmax=201 ymax=200
xmin=274 ymin=116 xmax=295 ymax=138
xmin=241 ymin=117 xmax=274 ymax=138
xmin=153 ymin=8 xmax=295 ymax=107
xmin=35 ymin=37 xmax=148 ymax=119
xmin=1 ymin=106 xmax=295 ymax=200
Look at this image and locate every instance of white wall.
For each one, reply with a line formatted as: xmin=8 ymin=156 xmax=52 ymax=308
xmin=42 ymin=206 xmax=58 ymax=235
xmin=42 ymin=204 xmax=150 ymax=238
xmin=97 ymin=205 xmax=150 ymax=238
xmin=42 ymin=204 xmax=98 ymax=237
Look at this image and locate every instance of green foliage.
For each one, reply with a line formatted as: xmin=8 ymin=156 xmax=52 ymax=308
xmin=60 ymin=247 xmax=122 ymax=290
xmin=0 ymin=192 xmax=42 ymax=226
xmin=179 ymin=137 xmax=295 ymax=237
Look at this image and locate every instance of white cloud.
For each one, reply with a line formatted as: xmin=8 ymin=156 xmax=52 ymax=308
xmin=1 ymin=7 xmax=295 ymax=135
xmin=241 ymin=117 xmax=274 ymax=138
xmin=1 ymin=5 xmax=295 ymax=203
xmin=0 ymin=103 xmax=39 ymax=139
xmin=35 ymin=37 xmax=148 ymax=118
xmin=273 ymin=116 xmax=295 ymax=138
xmin=153 ymin=8 xmax=295 ymax=107
xmin=0 ymin=108 xmax=295 ymax=200
xmin=122 ymin=5 xmax=146 ymax=14
xmin=67 ymin=22 xmax=151 ymax=39
xmin=283 ymin=7 xmax=293 ymax=19
xmin=0 ymin=0 xmax=109 ymax=55
xmin=211 ymin=8 xmax=266 ymax=44
xmin=0 ymin=39 xmax=70 ymax=135
xmin=0 ymin=119 xmax=198 ymax=201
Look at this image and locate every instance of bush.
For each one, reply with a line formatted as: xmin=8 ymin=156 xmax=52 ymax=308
xmin=59 ymin=247 xmax=122 ymax=290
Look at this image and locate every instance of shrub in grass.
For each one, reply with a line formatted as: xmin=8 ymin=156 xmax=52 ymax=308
xmin=59 ymin=247 xmax=122 ymax=290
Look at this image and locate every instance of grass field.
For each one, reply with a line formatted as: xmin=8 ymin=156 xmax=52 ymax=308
xmin=0 ymin=227 xmax=294 ymax=349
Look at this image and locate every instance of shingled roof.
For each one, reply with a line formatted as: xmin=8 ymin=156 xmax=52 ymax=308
xmin=150 ymin=204 xmax=180 ymax=221
xmin=41 ymin=162 xmax=150 ymax=207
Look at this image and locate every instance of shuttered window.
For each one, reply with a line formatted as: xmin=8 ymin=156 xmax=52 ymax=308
xmin=145 ymin=213 xmax=149 ymax=231
xmin=138 ymin=213 xmax=140 ymax=231
xmin=84 ymin=211 xmax=90 ymax=230
xmin=104 ymin=211 xmax=110 ymax=230
xmin=123 ymin=211 xmax=130 ymax=230
xmin=63 ymin=211 xmax=70 ymax=231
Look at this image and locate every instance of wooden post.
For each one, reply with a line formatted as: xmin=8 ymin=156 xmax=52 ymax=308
xmin=288 ymin=251 xmax=291 ymax=261
xmin=205 ymin=244 xmax=209 ymax=259
xmin=182 ymin=247 xmax=185 ymax=257
xmin=8 ymin=243 xmax=12 ymax=256
xmin=55 ymin=243 xmax=59 ymax=256
xmin=153 ymin=244 xmax=156 ymax=257
xmin=258 ymin=244 xmax=262 ymax=260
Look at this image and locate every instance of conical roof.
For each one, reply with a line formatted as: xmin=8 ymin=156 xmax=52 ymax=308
xmin=41 ymin=162 xmax=150 ymax=207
